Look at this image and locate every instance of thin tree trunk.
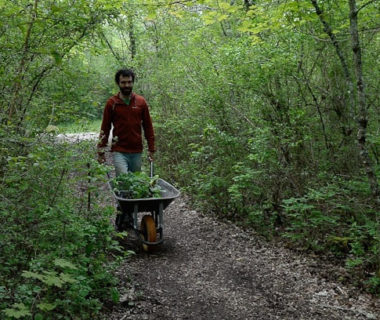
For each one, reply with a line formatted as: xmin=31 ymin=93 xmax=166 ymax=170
xmin=299 ymin=69 xmax=330 ymax=150
xmin=8 ymin=0 xmax=39 ymax=121
xmin=348 ymin=0 xmax=379 ymax=198
xmin=128 ymin=14 xmax=136 ymax=60
xmin=17 ymin=66 xmax=52 ymax=130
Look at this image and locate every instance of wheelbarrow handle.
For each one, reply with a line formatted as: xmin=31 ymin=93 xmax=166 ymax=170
xmin=150 ymin=160 xmax=154 ymax=178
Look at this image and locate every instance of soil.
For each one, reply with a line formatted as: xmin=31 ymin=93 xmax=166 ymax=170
xmin=104 ymin=195 xmax=380 ymax=320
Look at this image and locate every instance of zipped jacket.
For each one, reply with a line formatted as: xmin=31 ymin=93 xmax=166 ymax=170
xmin=98 ymin=92 xmax=155 ymax=154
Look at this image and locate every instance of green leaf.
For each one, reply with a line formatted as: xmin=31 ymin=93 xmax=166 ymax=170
xmin=60 ymin=272 xmax=77 ymax=284
xmin=42 ymin=271 xmax=65 ymax=288
xmin=3 ymin=303 xmax=31 ymax=319
xmin=37 ymin=302 xmax=57 ymax=311
xmin=54 ymin=258 xmax=78 ymax=270
xmin=50 ymin=50 xmax=62 ymax=65
xmin=34 ymin=314 xmax=44 ymax=320
xmin=217 ymin=14 xmax=228 ymax=22
xmin=22 ymin=271 xmax=44 ymax=281
xmin=110 ymin=287 xmax=119 ymax=303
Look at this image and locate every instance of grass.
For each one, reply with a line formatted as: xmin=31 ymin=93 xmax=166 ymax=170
xmin=58 ymin=119 xmax=102 ymax=133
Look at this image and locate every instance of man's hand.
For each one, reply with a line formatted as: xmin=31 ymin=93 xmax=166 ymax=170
xmin=98 ymin=153 xmax=106 ymax=164
xmin=148 ymin=151 xmax=154 ymax=162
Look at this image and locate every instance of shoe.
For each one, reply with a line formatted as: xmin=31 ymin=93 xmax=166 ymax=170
xmin=115 ymin=213 xmax=124 ymax=231
xmin=124 ymin=213 xmax=134 ymax=228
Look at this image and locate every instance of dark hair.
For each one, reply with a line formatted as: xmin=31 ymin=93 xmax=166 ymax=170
xmin=115 ymin=69 xmax=135 ymax=84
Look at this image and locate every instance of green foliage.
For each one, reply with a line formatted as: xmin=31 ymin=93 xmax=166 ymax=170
xmin=0 ymin=130 xmax=126 ymax=319
xmin=112 ymin=172 xmax=162 ymax=199
xmin=58 ymin=119 xmax=102 ymax=134
xmin=281 ymin=177 xmax=380 ymax=291
xmin=128 ymin=0 xmax=380 ymax=294
xmin=0 ymin=0 xmax=121 ymax=128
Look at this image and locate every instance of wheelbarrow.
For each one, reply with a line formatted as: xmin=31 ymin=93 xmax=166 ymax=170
xmin=108 ymin=162 xmax=180 ymax=251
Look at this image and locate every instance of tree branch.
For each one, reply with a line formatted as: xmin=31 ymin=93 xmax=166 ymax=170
xmin=357 ymin=0 xmax=377 ymax=13
xmin=100 ymin=31 xmax=123 ymax=62
xmin=310 ymin=0 xmax=355 ymax=121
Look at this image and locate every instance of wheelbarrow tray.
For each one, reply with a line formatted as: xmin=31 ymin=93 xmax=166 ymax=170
xmin=109 ymin=178 xmax=180 ymax=214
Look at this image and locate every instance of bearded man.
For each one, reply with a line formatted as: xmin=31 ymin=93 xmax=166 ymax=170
xmin=97 ymin=69 xmax=155 ymax=175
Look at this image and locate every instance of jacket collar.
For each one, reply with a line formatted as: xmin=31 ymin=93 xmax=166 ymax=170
xmin=117 ymin=92 xmax=135 ymax=102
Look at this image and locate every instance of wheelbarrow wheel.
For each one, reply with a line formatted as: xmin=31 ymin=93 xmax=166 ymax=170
xmin=140 ymin=215 xmax=157 ymax=252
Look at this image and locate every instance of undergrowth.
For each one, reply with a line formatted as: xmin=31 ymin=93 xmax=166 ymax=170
xmin=154 ymin=118 xmax=380 ymax=295
xmin=57 ymin=119 xmax=102 ymax=134
xmin=0 ymin=127 xmax=127 ymax=319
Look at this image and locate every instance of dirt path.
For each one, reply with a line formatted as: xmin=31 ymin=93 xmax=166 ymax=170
xmin=106 ymin=196 xmax=379 ymax=320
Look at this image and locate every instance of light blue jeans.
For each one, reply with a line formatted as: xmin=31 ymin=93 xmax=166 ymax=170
xmin=112 ymin=152 xmax=142 ymax=176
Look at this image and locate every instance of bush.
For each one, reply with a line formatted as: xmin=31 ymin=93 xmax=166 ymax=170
xmin=281 ymin=176 xmax=380 ymax=293
xmin=0 ymin=130 xmax=126 ymax=319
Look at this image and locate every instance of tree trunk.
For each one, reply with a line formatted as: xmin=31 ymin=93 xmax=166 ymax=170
xmin=348 ymin=0 xmax=379 ymax=198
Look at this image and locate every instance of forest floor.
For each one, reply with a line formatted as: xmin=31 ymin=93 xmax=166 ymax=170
xmin=59 ymin=133 xmax=380 ymax=320
xmin=104 ymin=195 xmax=380 ymax=320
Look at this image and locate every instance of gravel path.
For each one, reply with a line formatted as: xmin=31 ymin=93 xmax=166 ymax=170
xmin=56 ymin=132 xmax=98 ymax=142
xmin=106 ymin=196 xmax=380 ymax=320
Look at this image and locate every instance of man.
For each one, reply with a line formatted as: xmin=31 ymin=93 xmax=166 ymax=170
xmin=97 ymin=69 xmax=155 ymax=175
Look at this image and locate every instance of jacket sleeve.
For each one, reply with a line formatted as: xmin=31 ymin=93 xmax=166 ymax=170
xmin=97 ymin=100 xmax=112 ymax=154
xmin=141 ymin=99 xmax=155 ymax=152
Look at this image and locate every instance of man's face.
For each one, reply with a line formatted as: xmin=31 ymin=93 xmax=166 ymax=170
xmin=118 ymin=75 xmax=134 ymax=96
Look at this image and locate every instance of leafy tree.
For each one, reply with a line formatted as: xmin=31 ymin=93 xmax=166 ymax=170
xmin=0 ymin=1 xmax=132 ymax=318
xmin=0 ymin=0 xmax=121 ymax=129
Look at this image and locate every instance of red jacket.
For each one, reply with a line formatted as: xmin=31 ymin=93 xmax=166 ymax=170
xmin=98 ymin=92 xmax=155 ymax=154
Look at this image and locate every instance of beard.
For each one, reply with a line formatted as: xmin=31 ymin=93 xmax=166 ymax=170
xmin=120 ymin=87 xmax=132 ymax=96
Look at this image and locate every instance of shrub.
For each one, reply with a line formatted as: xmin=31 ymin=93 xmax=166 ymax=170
xmin=0 ymin=131 xmax=126 ymax=319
